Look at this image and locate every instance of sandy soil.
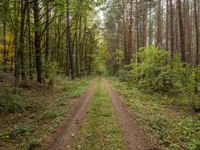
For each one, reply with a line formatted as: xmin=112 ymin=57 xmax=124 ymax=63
xmin=45 ymin=80 xmax=97 ymax=150
xmin=104 ymin=80 xmax=162 ymax=150
xmin=45 ymin=79 xmax=162 ymax=150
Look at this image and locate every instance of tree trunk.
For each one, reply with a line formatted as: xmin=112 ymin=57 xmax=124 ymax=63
xmin=127 ymin=0 xmax=133 ymax=64
xmin=27 ymin=1 xmax=33 ymax=80
xmin=136 ymin=0 xmax=140 ymax=51
xmin=45 ymin=0 xmax=49 ymax=62
xmin=177 ymin=0 xmax=186 ymax=62
xmin=66 ymin=0 xmax=74 ymax=79
xmin=170 ymin=0 xmax=174 ymax=59
xmin=166 ymin=0 xmax=169 ymax=50
xmin=33 ymin=0 xmax=42 ymax=83
xmin=156 ymin=0 xmax=162 ymax=47
xmin=14 ymin=0 xmax=20 ymax=89
xmin=122 ymin=0 xmax=128 ymax=64
xmin=194 ymin=0 xmax=199 ymax=93
xmin=20 ymin=0 xmax=28 ymax=80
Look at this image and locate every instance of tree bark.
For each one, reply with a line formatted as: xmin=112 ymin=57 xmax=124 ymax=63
xmin=66 ymin=0 xmax=74 ymax=79
xmin=33 ymin=0 xmax=42 ymax=83
xmin=156 ymin=0 xmax=162 ymax=47
xmin=170 ymin=0 xmax=174 ymax=59
xmin=166 ymin=0 xmax=169 ymax=50
xmin=177 ymin=0 xmax=186 ymax=62
xmin=27 ymin=1 xmax=33 ymax=80
xmin=19 ymin=0 xmax=28 ymax=80
xmin=45 ymin=0 xmax=49 ymax=62
xmin=127 ymin=0 xmax=133 ymax=64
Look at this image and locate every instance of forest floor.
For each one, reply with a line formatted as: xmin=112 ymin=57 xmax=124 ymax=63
xmin=0 ymin=73 xmax=91 ymax=150
xmin=110 ymin=78 xmax=200 ymax=150
xmin=1 ymin=75 xmax=199 ymax=150
xmin=46 ymin=78 xmax=161 ymax=150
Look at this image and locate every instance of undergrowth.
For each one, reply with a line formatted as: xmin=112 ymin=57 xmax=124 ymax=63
xmin=110 ymin=78 xmax=200 ymax=150
xmin=73 ymin=79 xmax=124 ymax=150
xmin=0 ymin=76 xmax=91 ymax=150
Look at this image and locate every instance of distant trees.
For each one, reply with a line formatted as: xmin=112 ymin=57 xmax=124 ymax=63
xmin=0 ymin=0 xmax=101 ymax=86
xmin=104 ymin=0 xmax=200 ymax=94
xmin=105 ymin=0 xmax=200 ymax=66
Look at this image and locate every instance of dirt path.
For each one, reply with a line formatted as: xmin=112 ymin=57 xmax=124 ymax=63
xmin=104 ymin=80 xmax=161 ymax=150
xmin=45 ymin=80 xmax=97 ymax=150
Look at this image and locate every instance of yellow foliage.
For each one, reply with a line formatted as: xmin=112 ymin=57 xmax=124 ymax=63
xmin=0 ymin=32 xmax=14 ymax=64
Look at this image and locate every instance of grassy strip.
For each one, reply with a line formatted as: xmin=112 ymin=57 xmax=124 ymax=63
xmin=110 ymin=78 xmax=200 ymax=150
xmin=72 ymin=79 xmax=124 ymax=150
xmin=0 ymin=76 xmax=91 ymax=150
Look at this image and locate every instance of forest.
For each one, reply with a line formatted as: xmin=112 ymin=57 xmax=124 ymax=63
xmin=0 ymin=0 xmax=200 ymax=150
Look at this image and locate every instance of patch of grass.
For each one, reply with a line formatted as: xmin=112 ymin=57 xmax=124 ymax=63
xmin=0 ymin=88 xmax=28 ymax=113
xmin=28 ymin=138 xmax=41 ymax=150
xmin=0 ymin=75 xmax=92 ymax=150
xmin=110 ymin=78 xmax=200 ymax=150
xmin=72 ymin=79 xmax=124 ymax=150
xmin=59 ymin=79 xmax=91 ymax=99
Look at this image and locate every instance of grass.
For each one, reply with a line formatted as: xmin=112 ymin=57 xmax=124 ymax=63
xmin=0 ymin=74 xmax=91 ymax=150
xmin=110 ymin=78 xmax=200 ymax=150
xmin=72 ymin=79 xmax=124 ymax=150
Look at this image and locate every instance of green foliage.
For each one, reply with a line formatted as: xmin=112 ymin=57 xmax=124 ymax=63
xmin=43 ymin=61 xmax=58 ymax=85
xmin=117 ymin=68 xmax=133 ymax=82
xmin=110 ymin=79 xmax=200 ymax=150
xmin=118 ymin=46 xmax=195 ymax=93
xmin=92 ymin=42 xmax=108 ymax=75
xmin=110 ymin=49 xmax=124 ymax=75
xmin=0 ymin=126 xmax=35 ymax=141
xmin=0 ymin=89 xmax=27 ymax=113
xmin=28 ymin=139 xmax=41 ymax=150
xmin=60 ymin=79 xmax=91 ymax=99
xmin=187 ymin=140 xmax=200 ymax=150
xmin=73 ymin=79 xmax=124 ymax=150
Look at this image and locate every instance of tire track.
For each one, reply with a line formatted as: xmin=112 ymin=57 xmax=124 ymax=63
xmin=104 ymin=80 xmax=161 ymax=150
xmin=46 ymin=79 xmax=97 ymax=150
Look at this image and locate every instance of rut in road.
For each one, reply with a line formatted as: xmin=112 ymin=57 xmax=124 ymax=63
xmin=104 ymin=80 xmax=161 ymax=150
xmin=46 ymin=80 xmax=97 ymax=150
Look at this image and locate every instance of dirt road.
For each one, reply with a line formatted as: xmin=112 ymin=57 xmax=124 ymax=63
xmin=104 ymin=80 xmax=161 ymax=150
xmin=46 ymin=79 xmax=161 ymax=150
xmin=46 ymin=80 xmax=97 ymax=150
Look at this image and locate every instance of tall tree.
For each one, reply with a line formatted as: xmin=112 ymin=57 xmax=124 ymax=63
xmin=156 ymin=0 xmax=162 ymax=47
xmin=177 ymin=0 xmax=186 ymax=62
xmin=19 ymin=0 xmax=28 ymax=80
xmin=33 ymin=0 xmax=42 ymax=83
xmin=166 ymin=0 xmax=169 ymax=50
xmin=127 ymin=0 xmax=133 ymax=64
xmin=66 ymin=0 xmax=74 ymax=79
xmin=45 ymin=0 xmax=50 ymax=62
xmin=27 ymin=1 xmax=33 ymax=80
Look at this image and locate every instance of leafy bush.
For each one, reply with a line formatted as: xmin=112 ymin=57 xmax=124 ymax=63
xmin=0 ymin=89 xmax=27 ymax=113
xmin=118 ymin=46 xmax=194 ymax=93
xmin=43 ymin=61 xmax=58 ymax=85
xmin=117 ymin=68 xmax=133 ymax=82
xmin=28 ymin=138 xmax=41 ymax=150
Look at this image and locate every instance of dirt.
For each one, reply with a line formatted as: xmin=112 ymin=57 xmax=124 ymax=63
xmin=45 ymin=79 xmax=162 ymax=150
xmin=104 ymin=80 xmax=162 ymax=150
xmin=44 ymin=80 xmax=97 ymax=150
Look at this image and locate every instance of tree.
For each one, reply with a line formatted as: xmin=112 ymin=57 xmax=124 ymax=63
xmin=19 ymin=0 xmax=29 ymax=80
xmin=33 ymin=0 xmax=42 ymax=83
xmin=66 ymin=0 xmax=74 ymax=79
xmin=177 ymin=0 xmax=186 ymax=62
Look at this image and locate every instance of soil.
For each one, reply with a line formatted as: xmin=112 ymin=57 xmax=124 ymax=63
xmin=44 ymin=80 xmax=97 ymax=150
xmin=104 ymin=80 xmax=162 ymax=150
xmin=45 ymin=79 xmax=162 ymax=150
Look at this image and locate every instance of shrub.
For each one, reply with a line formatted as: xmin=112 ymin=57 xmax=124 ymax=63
xmin=43 ymin=61 xmax=58 ymax=85
xmin=118 ymin=46 xmax=194 ymax=93
xmin=0 ymin=89 xmax=27 ymax=113
xmin=28 ymin=139 xmax=41 ymax=150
